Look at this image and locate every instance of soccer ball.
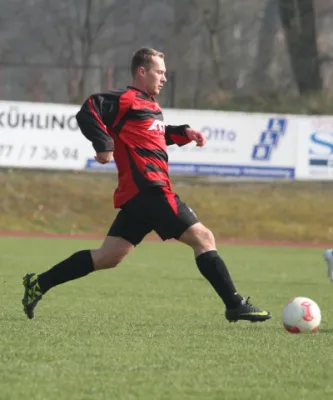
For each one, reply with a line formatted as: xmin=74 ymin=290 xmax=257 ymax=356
xmin=282 ymin=297 xmax=321 ymax=333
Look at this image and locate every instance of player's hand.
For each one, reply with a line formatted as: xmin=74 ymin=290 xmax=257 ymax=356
xmin=185 ymin=128 xmax=207 ymax=147
xmin=94 ymin=151 xmax=113 ymax=164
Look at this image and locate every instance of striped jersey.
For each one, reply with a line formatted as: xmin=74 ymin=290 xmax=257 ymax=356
xmin=76 ymin=86 xmax=191 ymax=208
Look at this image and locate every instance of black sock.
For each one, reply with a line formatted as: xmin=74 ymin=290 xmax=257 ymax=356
xmin=196 ymin=250 xmax=243 ymax=308
xmin=38 ymin=250 xmax=94 ymax=294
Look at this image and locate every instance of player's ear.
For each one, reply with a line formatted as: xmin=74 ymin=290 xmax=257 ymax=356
xmin=138 ymin=66 xmax=146 ymax=77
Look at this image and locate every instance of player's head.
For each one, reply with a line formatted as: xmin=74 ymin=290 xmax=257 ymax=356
xmin=131 ymin=47 xmax=167 ymax=96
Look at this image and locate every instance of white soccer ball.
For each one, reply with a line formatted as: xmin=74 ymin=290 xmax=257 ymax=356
xmin=282 ymin=297 xmax=321 ymax=333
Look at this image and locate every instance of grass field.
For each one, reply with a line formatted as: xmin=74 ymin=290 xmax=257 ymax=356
xmin=0 ymin=237 xmax=333 ymax=400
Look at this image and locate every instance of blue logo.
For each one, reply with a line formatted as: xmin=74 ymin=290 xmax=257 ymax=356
xmin=309 ymin=131 xmax=333 ymax=156
xmin=309 ymin=130 xmax=333 ymax=167
xmin=252 ymin=118 xmax=287 ymax=161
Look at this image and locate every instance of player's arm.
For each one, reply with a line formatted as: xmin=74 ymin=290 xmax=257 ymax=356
xmin=165 ymin=125 xmax=191 ymax=146
xmin=76 ymin=93 xmax=118 ymax=154
xmin=165 ymin=125 xmax=207 ymax=147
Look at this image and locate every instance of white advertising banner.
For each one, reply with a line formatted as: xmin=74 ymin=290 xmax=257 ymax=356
xmin=296 ymin=117 xmax=333 ymax=180
xmin=163 ymin=109 xmax=296 ymax=179
xmin=0 ymin=100 xmax=299 ymax=179
xmin=0 ymin=100 xmax=92 ymax=170
xmin=86 ymin=109 xmax=298 ymax=179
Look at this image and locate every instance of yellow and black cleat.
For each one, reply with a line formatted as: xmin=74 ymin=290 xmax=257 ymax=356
xmin=22 ymin=273 xmax=43 ymax=319
xmin=225 ymin=297 xmax=272 ymax=323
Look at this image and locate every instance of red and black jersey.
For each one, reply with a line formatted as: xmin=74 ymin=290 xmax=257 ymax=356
xmin=76 ymin=86 xmax=191 ymax=208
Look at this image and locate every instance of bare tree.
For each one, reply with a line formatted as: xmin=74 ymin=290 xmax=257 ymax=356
xmin=278 ymin=0 xmax=322 ymax=93
xmin=0 ymin=1 xmax=39 ymax=100
xmin=194 ymin=0 xmax=264 ymax=94
xmin=251 ymin=0 xmax=279 ymax=91
xmin=196 ymin=0 xmax=226 ymax=90
xmin=110 ymin=0 xmax=174 ymax=105
xmin=21 ymin=0 xmax=115 ymax=102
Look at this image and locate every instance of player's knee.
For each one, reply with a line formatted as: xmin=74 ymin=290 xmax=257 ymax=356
xmin=179 ymin=223 xmax=216 ymax=255
xmin=197 ymin=226 xmax=215 ymax=248
xmin=193 ymin=227 xmax=216 ymax=256
xmin=91 ymin=236 xmax=134 ymax=270
xmin=91 ymin=248 xmax=128 ymax=270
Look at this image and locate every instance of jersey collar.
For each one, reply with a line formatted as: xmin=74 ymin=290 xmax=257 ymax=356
xmin=127 ymin=86 xmax=155 ymax=102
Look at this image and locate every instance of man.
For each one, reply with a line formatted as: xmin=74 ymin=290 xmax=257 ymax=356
xmin=22 ymin=48 xmax=272 ymax=323
xmin=323 ymin=249 xmax=333 ymax=280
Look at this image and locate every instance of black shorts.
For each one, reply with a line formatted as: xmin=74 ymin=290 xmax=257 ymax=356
xmin=107 ymin=187 xmax=199 ymax=245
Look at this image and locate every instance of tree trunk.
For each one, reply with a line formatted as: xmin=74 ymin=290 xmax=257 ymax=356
xmin=201 ymin=0 xmax=225 ymax=90
xmin=252 ymin=0 xmax=278 ymax=91
xmin=278 ymin=0 xmax=322 ymax=93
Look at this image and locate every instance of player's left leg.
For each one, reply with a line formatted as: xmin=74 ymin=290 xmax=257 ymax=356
xmin=136 ymin=188 xmax=271 ymax=322
xmin=178 ymin=223 xmax=272 ymax=322
xmin=323 ymin=249 xmax=333 ymax=280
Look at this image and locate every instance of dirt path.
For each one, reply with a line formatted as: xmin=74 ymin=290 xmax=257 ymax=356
xmin=0 ymin=230 xmax=330 ymax=249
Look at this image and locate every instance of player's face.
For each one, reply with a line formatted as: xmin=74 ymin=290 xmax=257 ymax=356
xmin=143 ymin=56 xmax=167 ymax=96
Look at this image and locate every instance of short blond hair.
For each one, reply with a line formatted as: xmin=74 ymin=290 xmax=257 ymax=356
xmin=131 ymin=47 xmax=164 ymax=78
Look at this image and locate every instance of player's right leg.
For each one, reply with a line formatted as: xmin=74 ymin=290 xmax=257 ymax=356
xmin=323 ymin=249 xmax=333 ymax=280
xmin=22 ymin=236 xmax=134 ymax=319
xmin=22 ymin=208 xmax=151 ymax=319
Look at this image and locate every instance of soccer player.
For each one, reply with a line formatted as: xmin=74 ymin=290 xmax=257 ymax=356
xmin=323 ymin=249 xmax=333 ymax=280
xmin=22 ymin=48 xmax=272 ymax=323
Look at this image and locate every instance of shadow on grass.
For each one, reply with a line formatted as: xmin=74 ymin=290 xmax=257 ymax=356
xmin=319 ymin=328 xmax=333 ymax=334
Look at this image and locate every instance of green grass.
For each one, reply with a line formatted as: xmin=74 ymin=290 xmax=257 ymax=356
xmin=1 ymin=237 xmax=333 ymax=400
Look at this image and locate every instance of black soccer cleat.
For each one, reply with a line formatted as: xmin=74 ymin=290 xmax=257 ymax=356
xmin=225 ymin=297 xmax=272 ymax=323
xmin=22 ymin=273 xmax=43 ymax=319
